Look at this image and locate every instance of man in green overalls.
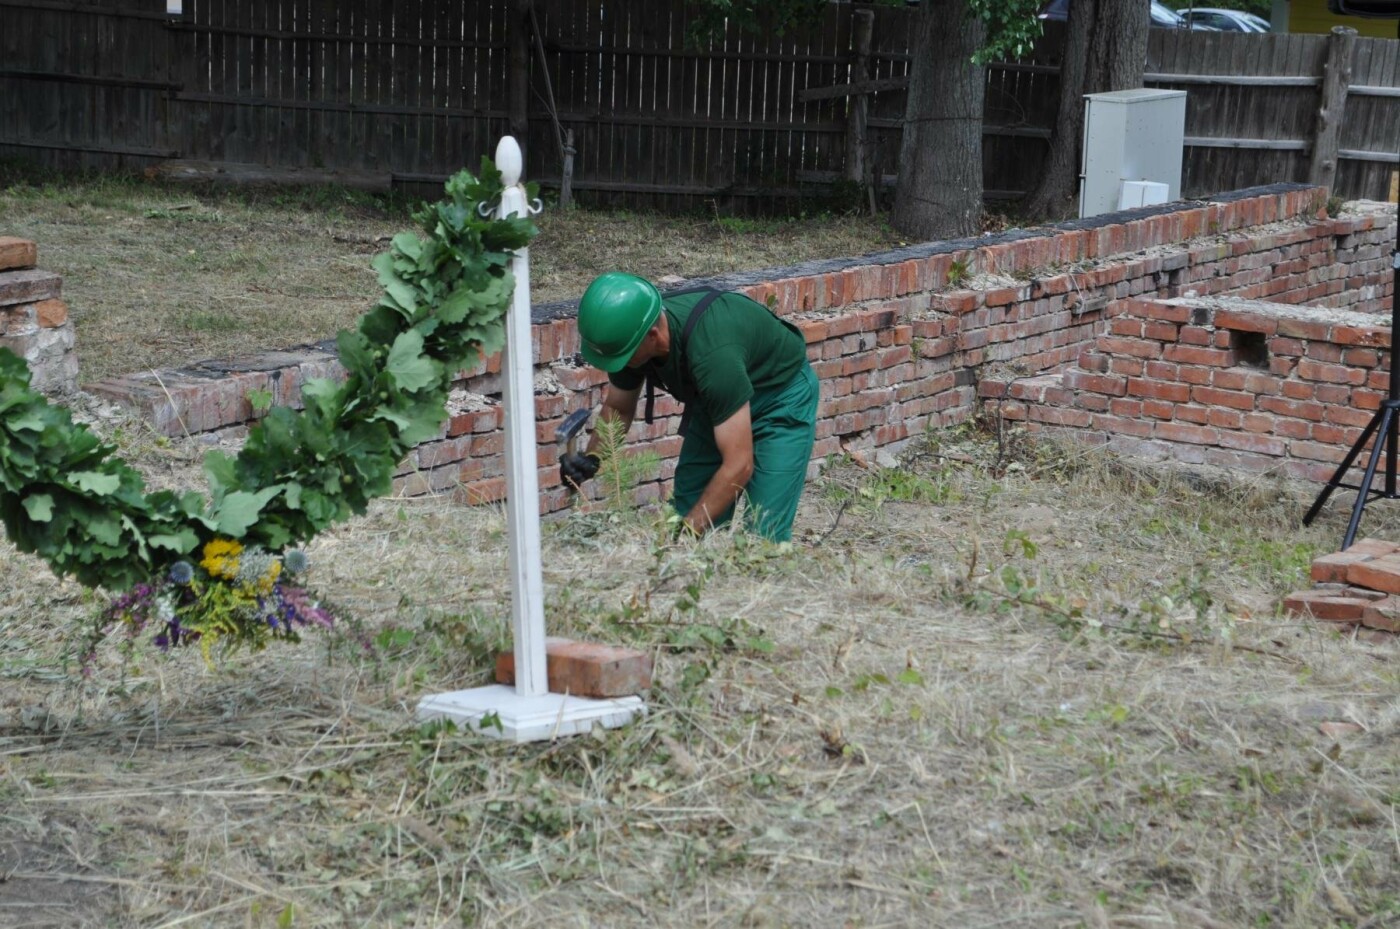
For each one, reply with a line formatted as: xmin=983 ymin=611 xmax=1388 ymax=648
xmin=559 ymin=272 xmax=819 ymax=542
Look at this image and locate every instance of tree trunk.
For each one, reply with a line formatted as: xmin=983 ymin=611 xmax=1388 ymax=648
xmin=1022 ymin=1 xmax=1151 ymax=220
xmin=891 ymin=0 xmax=986 ymax=241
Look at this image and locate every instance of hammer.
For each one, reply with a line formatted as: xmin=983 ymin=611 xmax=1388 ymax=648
xmin=556 ymin=409 xmax=593 ymax=492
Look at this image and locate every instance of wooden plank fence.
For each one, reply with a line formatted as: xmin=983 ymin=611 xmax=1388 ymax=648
xmin=2 ymin=1 xmax=1399 ymax=211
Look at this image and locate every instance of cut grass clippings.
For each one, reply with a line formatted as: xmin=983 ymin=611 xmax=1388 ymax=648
xmin=1 ymin=412 xmax=1398 ymax=928
xmin=0 ymin=165 xmax=904 ymax=384
xmin=1 ymin=162 xmax=1397 ymax=927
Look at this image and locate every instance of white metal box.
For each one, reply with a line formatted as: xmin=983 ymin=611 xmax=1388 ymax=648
xmin=1079 ymin=88 xmax=1187 ymax=219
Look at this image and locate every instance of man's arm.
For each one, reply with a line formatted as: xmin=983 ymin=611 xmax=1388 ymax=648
xmin=586 ymin=384 xmax=642 ymax=457
xmin=684 ymin=403 xmax=754 ymax=535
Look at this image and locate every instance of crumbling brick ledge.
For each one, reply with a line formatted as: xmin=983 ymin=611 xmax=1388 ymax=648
xmin=80 ymin=182 xmax=1395 ymax=514
xmin=0 ymin=236 xmax=79 ymax=395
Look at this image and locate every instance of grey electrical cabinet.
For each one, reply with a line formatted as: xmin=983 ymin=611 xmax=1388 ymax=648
xmin=1079 ymin=88 xmax=1187 ymax=219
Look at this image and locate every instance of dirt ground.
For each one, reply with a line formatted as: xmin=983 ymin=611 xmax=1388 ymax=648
xmin=1 ymin=407 xmax=1397 ymax=929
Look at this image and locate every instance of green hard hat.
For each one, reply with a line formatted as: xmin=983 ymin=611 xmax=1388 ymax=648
xmin=577 ymin=272 xmax=663 ymax=372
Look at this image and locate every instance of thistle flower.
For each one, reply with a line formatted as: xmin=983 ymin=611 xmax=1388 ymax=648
xmin=169 ymin=561 xmax=194 ymax=585
xmin=282 ymin=549 xmax=309 ymax=575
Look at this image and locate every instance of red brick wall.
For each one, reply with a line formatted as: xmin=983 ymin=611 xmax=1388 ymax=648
xmin=83 ymin=183 xmax=1396 ymax=511
xmin=994 ymin=295 xmax=1391 ymax=483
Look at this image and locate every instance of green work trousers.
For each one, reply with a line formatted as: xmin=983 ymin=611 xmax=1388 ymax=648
xmin=670 ymin=364 xmax=819 ymax=542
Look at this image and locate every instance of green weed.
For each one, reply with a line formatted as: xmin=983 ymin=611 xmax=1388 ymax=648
xmin=947 ymin=257 xmax=971 ymax=287
xmin=592 ymin=416 xmax=662 ymax=510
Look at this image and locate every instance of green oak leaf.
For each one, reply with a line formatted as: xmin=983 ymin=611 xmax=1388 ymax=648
xmin=5 ymin=411 xmax=47 ymax=432
xmin=386 ymin=330 xmax=437 ymax=392
xmin=69 ymin=471 xmax=121 ymax=495
xmin=203 ymin=450 xmax=238 ymax=499
xmin=148 ymin=528 xmax=200 ymax=553
xmin=22 ymin=493 xmax=53 ymax=522
xmin=213 ymin=485 xmax=285 ymax=538
xmin=392 ymin=232 xmax=423 ymax=261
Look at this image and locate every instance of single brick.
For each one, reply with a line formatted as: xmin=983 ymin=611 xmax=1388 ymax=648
xmin=1312 ymin=538 xmax=1400 ymax=583
xmin=1360 ymin=597 xmax=1400 ymax=632
xmin=554 ymin=365 xmax=609 ymax=391
xmin=1346 ymin=552 xmax=1400 ymax=594
xmin=1282 ymin=589 xmax=1384 ymax=623
xmin=34 ymin=299 xmax=67 ymax=328
xmin=0 ymin=237 xmax=37 ymax=272
xmin=495 ymin=637 xmax=653 ymax=697
xmin=0 ymin=270 xmax=61 ymax=307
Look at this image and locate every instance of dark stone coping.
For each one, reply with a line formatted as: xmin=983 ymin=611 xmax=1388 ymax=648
xmin=531 ymin=183 xmax=1319 ymax=324
xmin=169 ymin=343 xmax=341 ymax=378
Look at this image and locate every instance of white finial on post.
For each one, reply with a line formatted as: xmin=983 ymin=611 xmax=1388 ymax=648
xmin=415 ymin=137 xmax=645 ymax=742
xmin=496 ymin=136 xmax=522 ymax=187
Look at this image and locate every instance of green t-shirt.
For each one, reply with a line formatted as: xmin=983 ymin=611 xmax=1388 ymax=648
xmin=608 ymin=289 xmax=807 ymax=426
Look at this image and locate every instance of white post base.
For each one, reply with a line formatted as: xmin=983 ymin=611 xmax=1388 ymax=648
xmin=415 ymin=685 xmax=646 ymax=743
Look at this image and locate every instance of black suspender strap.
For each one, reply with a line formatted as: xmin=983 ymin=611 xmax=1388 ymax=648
xmin=643 ymin=289 xmax=723 ymax=424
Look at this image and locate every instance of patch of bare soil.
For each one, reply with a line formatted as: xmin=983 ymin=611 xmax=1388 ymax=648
xmin=0 ymin=837 xmax=113 ymax=928
xmin=1 ymin=418 xmax=1396 ymax=928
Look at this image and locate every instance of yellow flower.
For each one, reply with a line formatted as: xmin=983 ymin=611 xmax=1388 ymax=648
xmin=256 ymin=560 xmax=282 ymax=596
xmin=200 ymin=538 xmax=244 ymax=581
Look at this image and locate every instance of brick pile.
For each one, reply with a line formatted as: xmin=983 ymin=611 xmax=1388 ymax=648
xmin=1284 ymin=539 xmax=1400 ymax=637
xmin=0 ymin=237 xmax=78 ymax=395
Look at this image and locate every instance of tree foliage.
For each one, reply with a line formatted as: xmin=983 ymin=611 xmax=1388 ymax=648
xmin=966 ymin=0 xmax=1043 ymax=63
xmin=689 ymin=0 xmax=1042 ymax=62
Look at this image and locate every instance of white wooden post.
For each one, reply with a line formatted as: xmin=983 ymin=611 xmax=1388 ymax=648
xmin=495 ymin=137 xmax=549 ymax=699
xmin=415 ymin=137 xmax=645 ymax=742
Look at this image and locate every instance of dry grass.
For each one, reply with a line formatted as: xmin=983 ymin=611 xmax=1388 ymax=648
xmin=2 ymin=166 xmax=1397 ymax=927
xmin=2 ymin=411 xmax=1398 ymax=929
xmin=0 ymin=168 xmax=902 ymax=384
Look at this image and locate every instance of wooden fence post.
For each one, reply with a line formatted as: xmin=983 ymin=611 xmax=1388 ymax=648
xmin=509 ymin=0 xmax=532 ymax=164
xmin=845 ymin=9 xmax=875 ymax=185
xmin=1309 ymin=25 xmax=1358 ymax=193
xmin=561 ymin=128 xmax=576 ymax=209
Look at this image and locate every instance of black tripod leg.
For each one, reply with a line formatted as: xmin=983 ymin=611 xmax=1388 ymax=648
xmin=1304 ymin=406 xmax=1385 ymax=526
xmin=1343 ymin=406 xmax=1396 ymax=550
xmin=1389 ymin=398 xmax=1399 ymax=498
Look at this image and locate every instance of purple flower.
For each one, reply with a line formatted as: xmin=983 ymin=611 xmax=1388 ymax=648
xmin=278 ymin=585 xmax=335 ymax=629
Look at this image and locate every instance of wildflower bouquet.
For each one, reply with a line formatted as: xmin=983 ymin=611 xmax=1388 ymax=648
xmin=91 ymin=539 xmax=334 ymax=665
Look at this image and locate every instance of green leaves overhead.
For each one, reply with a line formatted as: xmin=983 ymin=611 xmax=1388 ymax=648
xmin=0 ymin=158 xmax=538 ymax=593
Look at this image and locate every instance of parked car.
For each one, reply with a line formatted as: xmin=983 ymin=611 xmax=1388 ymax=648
xmin=1037 ymin=0 xmax=1199 ymax=29
xmin=1178 ymin=8 xmax=1271 ymax=32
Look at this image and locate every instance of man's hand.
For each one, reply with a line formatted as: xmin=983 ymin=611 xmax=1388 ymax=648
xmin=560 ymin=452 xmax=601 ymax=490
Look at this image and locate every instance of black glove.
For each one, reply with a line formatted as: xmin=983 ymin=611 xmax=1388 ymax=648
xmin=559 ymin=452 xmax=601 ymax=489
